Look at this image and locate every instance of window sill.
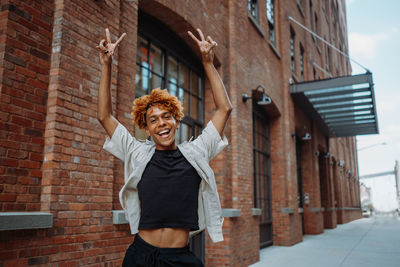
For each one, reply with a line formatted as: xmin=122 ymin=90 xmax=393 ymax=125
xmin=248 ymin=13 xmax=265 ymax=38
xmin=281 ymin=208 xmax=294 ymax=214
xmin=291 ymin=73 xmax=299 ymax=83
xmin=252 ymin=208 xmax=262 ymax=216
xmin=269 ymin=41 xmax=281 ymax=59
xmin=113 ymin=210 xmax=128 ymax=224
xmin=316 ymin=42 xmax=321 ymax=54
xmin=337 ymin=207 xmax=362 ymax=211
xmin=297 ymin=3 xmax=305 ymax=17
xmin=0 ymin=212 xmax=53 ymax=231
xmin=112 ymin=209 xmax=243 ymax=223
xmin=222 ymin=208 xmax=241 ymax=218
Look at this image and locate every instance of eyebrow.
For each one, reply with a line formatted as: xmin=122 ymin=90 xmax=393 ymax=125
xmin=148 ymin=112 xmax=171 ymax=119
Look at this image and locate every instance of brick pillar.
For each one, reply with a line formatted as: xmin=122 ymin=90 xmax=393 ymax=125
xmin=0 ymin=1 xmax=52 ymax=213
xmin=0 ymin=1 xmax=53 ymax=265
xmin=40 ymin=0 xmax=136 ymax=265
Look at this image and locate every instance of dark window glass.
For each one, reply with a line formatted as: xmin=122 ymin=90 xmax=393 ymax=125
xmin=266 ymin=0 xmax=276 ymax=45
xmin=290 ymin=28 xmax=296 ymax=74
xmin=248 ymin=0 xmax=259 ymax=21
xmin=326 ymin=45 xmax=330 ymax=72
xmin=314 ymin=13 xmax=319 ymax=45
xmin=309 ymin=0 xmax=313 ymax=30
xmin=300 ymin=44 xmax=305 ymax=81
xmin=253 ymin=106 xmax=273 ymax=248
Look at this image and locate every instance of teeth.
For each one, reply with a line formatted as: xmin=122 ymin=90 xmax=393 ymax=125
xmin=158 ymin=130 xmax=169 ymax=135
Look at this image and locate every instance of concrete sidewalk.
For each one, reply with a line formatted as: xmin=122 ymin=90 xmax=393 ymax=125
xmin=249 ymin=215 xmax=400 ymax=267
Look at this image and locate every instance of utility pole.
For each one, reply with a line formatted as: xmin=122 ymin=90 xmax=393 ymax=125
xmin=395 ymin=160 xmax=400 ymax=208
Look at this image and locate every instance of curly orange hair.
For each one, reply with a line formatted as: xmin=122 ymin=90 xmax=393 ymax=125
xmin=132 ymin=88 xmax=184 ymax=129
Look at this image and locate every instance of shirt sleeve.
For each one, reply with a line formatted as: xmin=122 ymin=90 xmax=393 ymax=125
xmin=192 ymin=120 xmax=229 ymax=162
xmin=102 ymin=122 xmax=136 ymax=162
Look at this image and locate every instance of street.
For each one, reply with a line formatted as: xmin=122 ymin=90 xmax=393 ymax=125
xmin=250 ymin=214 xmax=400 ymax=267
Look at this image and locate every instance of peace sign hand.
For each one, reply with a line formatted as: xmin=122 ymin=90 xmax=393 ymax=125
xmin=188 ymin=28 xmax=217 ymax=63
xmin=96 ymin=28 xmax=126 ymax=65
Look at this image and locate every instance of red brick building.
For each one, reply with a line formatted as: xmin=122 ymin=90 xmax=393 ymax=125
xmin=0 ymin=0 xmax=378 ymax=266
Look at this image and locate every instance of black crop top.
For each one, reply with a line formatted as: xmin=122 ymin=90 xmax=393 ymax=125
xmin=137 ymin=149 xmax=202 ymax=231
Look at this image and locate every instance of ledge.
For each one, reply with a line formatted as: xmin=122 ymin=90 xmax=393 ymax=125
xmin=113 ymin=210 xmax=128 ymax=224
xmin=310 ymin=207 xmax=320 ymax=212
xmin=248 ymin=13 xmax=265 ymax=38
xmin=337 ymin=207 xmax=361 ymax=211
xmin=0 ymin=212 xmax=53 ymax=231
xmin=252 ymin=208 xmax=262 ymax=216
xmin=281 ymin=208 xmax=294 ymax=214
xmin=297 ymin=2 xmax=305 ymax=17
xmin=269 ymin=41 xmax=281 ymax=59
xmin=113 ymin=208 xmax=244 ymax=223
xmin=298 ymin=208 xmax=304 ymax=213
xmin=327 ymin=207 xmax=336 ymax=211
xmin=222 ymin=208 xmax=241 ymax=218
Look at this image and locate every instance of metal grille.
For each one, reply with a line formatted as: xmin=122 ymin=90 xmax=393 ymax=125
xmin=253 ymin=106 xmax=273 ymax=248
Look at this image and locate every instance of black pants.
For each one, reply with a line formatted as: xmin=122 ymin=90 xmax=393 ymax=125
xmin=122 ymin=234 xmax=204 ymax=267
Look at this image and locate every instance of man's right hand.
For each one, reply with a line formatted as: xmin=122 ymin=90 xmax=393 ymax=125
xmin=96 ymin=28 xmax=126 ymax=66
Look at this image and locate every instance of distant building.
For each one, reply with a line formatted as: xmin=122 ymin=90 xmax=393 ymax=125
xmin=0 ymin=0 xmax=378 ymax=266
xmin=360 ymin=183 xmax=373 ymax=212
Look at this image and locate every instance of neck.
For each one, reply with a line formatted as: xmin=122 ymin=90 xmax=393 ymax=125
xmin=155 ymin=142 xmax=177 ymax=151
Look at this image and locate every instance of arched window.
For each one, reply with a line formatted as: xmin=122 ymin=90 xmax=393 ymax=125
xmin=135 ymin=12 xmax=204 ymax=143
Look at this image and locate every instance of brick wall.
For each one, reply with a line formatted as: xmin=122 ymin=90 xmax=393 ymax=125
xmin=0 ymin=1 xmax=137 ymax=266
xmin=0 ymin=0 xmax=362 ymax=266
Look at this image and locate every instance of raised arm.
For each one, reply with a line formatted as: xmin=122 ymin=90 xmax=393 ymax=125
xmin=96 ymin=28 xmax=126 ymax=138
xmin=188 ymin=29 xmax=232 ymax=137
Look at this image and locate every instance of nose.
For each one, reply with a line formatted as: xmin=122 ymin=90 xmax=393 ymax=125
xmin=157 ymin=117 xmax=167 ymax=127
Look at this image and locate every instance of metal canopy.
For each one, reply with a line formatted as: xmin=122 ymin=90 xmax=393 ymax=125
xmin=290 ymin=73 xmax=379 ymax=137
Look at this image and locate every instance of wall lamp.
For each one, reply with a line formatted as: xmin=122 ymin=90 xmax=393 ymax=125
xmin=242 ymin=85 xmax=272 ymax=105
xmin=302 ymin=132 xmax=311 ymax=141
xmin=292 ymin=126 xmax=311 ymax=141
xmin=292 ymin=131 xmax=311 ymax=140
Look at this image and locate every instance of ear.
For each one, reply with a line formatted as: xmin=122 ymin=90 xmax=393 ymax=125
xmin=175 ymin=119 xmax=180 ymax=130
xmin=144 ymin=126 xmax=150 ymax=136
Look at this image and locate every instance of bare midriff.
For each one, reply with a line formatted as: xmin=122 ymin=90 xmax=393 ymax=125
xmin=138 ymin=228 xmax=189 ymax=248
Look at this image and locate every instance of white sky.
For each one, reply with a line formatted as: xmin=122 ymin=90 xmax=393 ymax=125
xmin=346 ymin=0 xmax=400 ymax=211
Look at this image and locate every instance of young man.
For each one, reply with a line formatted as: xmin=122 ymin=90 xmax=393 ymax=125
xmin=97 ymin=28 xmax=232 ymax=266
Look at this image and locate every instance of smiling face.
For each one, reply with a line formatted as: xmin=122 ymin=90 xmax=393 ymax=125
xmin=145 ymin=106 xmax=179 ymax=150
